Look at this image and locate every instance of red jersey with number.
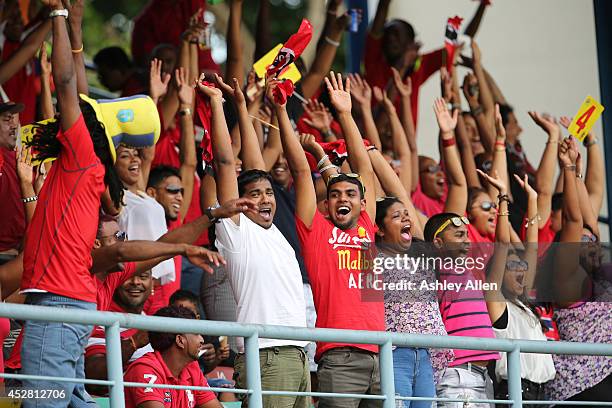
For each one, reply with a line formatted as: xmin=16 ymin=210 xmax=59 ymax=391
xmin=296 ymin=210 xmax=384 ymax=360
xmin=124 ymin=350 xmax=217 ymax=408
xmin=21 ymin=114 xmax=105 ymax=302
xmin=364 ymin=33 xmax=444 ymax=126
xmin=0 ymin=148 xmax=26 ymax=252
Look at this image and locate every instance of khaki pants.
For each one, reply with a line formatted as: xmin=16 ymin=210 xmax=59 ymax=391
xmin=234 ymin=346 xmax=311 ymax=408
xmin=317 ymin=347 xmax=382 ymax=408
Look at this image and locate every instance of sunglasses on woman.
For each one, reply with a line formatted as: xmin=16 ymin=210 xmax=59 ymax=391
xmin=506 ymin=259 xmax=528 ymax=271
xmin=420 ymin=164 xmax=442 ymax=174
xmin=472 ymin=201 xmax=497 ymax=211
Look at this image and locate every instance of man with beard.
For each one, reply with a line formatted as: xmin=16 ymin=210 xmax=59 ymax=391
xmin=278 ymin=72 xmax=383 ymax=407
xmin=123 ymin=306 xmax=223 ymax=408
xmin=198 ymin=76 xmax=309 ymax=408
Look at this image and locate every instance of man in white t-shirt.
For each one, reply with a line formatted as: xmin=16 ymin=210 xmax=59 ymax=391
xmin=200 ymin=81 xmax=309 ymax=408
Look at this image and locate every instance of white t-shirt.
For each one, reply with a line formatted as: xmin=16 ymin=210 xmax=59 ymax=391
xmin=494 ymin=300 xmax=556 ymax=383
xmin=215 ymin=213 xmax=307 ymax=351
xmin=118 ymin=190 xmax=175 ymax=283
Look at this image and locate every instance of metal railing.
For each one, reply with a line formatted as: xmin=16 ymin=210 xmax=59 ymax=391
xmin=1 ymin=302 xmax=612 ymax=408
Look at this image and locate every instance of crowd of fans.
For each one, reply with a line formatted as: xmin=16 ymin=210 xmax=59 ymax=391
xmin=0 ymin=0 xmax=610 ymax=407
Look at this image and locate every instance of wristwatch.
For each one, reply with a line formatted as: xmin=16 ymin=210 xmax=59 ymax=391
xmin=204 ymin=207 xmax=219 ymax=223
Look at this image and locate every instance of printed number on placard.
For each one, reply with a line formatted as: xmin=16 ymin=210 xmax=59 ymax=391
xmin=568 ymin=96 xmax=604 ymax=142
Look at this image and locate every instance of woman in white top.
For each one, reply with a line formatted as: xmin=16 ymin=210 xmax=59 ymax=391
xmin=479 ymin=171 xmax=556 ymax=407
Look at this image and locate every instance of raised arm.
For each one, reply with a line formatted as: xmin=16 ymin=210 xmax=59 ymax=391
xmin=464 ymin=0 xmax=489 ymax=38
xmin=197 ymin=78 xmax=240 ymax=217
xmin=488 ymin=104 xmax=511 ymax=201
xmin=47 ymin=0 xmax=80 ymax=130
xmin=273 ymin=82 xmax=317 ymax=226
xmin=583 ymin=132 xmax=604 ymax=216
xmin=349 ymin=74 xmax=380 ymax=150
xmin=433 ymin=98 xmax=466 ymax=215
xmin=253 ymin=0 xmax=271 ymax=60
xmin=514 ymin=174 xmax=538 ymax=289
xmin=370 ymin=0 xmax=392 ymax=38
xmin=15 ymin=146 xmax=37 ymax=224
xmin=301 ymin=8 xmax=347 ymax=99
xmin=462 ymin=73 xmax=494 ymax=154
xmin=39 ymin=45 xmax=55 ymax=120
xmin=225 ymin=0 xmax=245 ymax=86
xmin=326 ymin=72 xmax=376 ymax=220
xmin=216 ymin=74 xmax=265 ymax=171
xmin=175 ymin=68 xmax=197 ymax=221
xmin=530 ymin=112 xmax=560 ymax=227
xmin=0 ymin=19 xmax=51 ymax=85
xmin=64 ymin=0 xmax=88 ymax=95
xmin=391 ymin=68 xmax=418 ymax=192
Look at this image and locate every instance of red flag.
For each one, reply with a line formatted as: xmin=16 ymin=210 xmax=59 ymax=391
xmin=272 ymin=79 xmax=295 ymax=105
xmin=444 ymin=15 xmax=463 ymax=71
xmin=194 ymin=81 xmax=216 ymax=165
xmin=266 ymin=19 xmax=313 ymax=79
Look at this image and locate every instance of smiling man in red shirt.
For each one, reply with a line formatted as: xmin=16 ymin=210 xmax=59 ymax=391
xmin=124 ymin=306 xmax=223 ymax=408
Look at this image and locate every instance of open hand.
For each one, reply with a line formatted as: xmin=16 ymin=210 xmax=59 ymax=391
xmin=196 ymin=73 xmax=223 ymax=100
xmin=176 ymin=67 xmax=195 ymax=106
xmin=528 ymin=111 xmax=559 ymax=135
xmin=477 ymin=169 xmax=507 ymax=195
xmin=15 ymin=145 xmax=34 ymax=186
xmin=347 ymin=73 xmax=371 ymax=107
xmin=391 ymin=67 xmax=412 ymax=98
xmin=433 ymin=98 xmax=458 ymax=134
xmin=185 ymin=246 xmax=225 ymax=274
xmin=324 ymin=71 xmax=351 ymax=114
xmin=149 ymin=59 xmax=171 ymax=102
xmin=302 ymin=99 xmax=332 ymax=132
xmin=213 ymin=197 xmax=259 ymax=219
xmin=513 ymin=173 xmax=537 ymax=199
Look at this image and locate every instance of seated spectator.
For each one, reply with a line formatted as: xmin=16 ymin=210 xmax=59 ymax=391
xmin=123 ymin=306 xmax=223 ymax=408
xmin=93 ymin=46 xmax=146 ymax=96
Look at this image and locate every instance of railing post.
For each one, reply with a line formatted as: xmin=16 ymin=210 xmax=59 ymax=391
xmin=245 ymin=333 xmax=263 ymax=408
xmin=379 ymin=340 xmax=396 ymax=408
xmin=106 ymin=322 xmax=126 ymax=408
xmin=507 ymin=346 xmax=522 ymax=408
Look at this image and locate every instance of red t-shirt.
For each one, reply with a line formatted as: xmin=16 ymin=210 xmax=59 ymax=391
xmin=0 ymin=148 xmax=26 ymax=252
xmin=131 ymin=0 xmax=219 ymax=73
xmin=411 ymin=182 xmax=446 ymax=218
xmin=21 ymin=114 xmax=106 ymax=302
xmin=0 ymin=317 xmax=10 ymax=382
xmin=364 ymin=33 xmax=444 ymax=126
xmin=296 ymin=210 xmax=384 ymax=360
xmin=124 ymin=351 xmax=216 ymax=408
xmin=1 ymin=40 xmax=39 ymax=125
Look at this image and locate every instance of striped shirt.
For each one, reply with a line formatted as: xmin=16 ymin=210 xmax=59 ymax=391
xmin=438 ymin=268 xmax=500 ymax=366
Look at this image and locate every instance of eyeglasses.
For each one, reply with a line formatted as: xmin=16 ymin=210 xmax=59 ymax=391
xmin=581 ymin=234 xmax=597 ymax=243
xmin=327 ymin=173 xmax=365 ymax=195
xmin=433 ymin=216 xmax=470 ymax=240
xmin=165 ymin=186 xmax=185 ymax=195
xmin=420 ymin=164 xmax=441 ymax=174
xmin=472 ymin=201 xmax=497 ymax=211
xmin=507 ymin=259 xmax=528 ymax=271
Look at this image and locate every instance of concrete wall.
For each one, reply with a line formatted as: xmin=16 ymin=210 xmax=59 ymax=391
xmin=368 ymin=0 xmax=607 ymax=237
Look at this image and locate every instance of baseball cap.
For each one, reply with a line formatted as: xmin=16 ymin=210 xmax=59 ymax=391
xmin=0 ymin=101 xmax=25 ymax=115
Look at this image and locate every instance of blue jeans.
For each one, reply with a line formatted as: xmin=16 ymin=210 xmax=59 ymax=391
xmin=21 ymin=293 xmax=97 ymax=408
xmin=393 ymin=347 xmax=436 ymax=408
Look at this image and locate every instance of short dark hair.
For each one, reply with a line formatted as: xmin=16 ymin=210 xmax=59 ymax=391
xmin=375 ymin=197 xmax=402 ymax=229
xmin=148 ymin=306 xmax=197 ymax=352
xmin=551 ymin=193 xmax=563 ymax=212
xmin=384 ymin=19 xmax=415 ymax=43
xmin=467 ymin=187 xmax=488 ymax=211
xmin=498 ymin=104 xmax=514 ymax=128
xmin=237 ymin=169 xmax=273 ymax=197
xmin=169 ymin=289 xmax=199 ymax=307
xmin=424 ymin=212 xmax=462 ymax=242
xmin=326 ymin=174 xmax=365 ymax=199
xmin=147 ymin=165 xmax=181 ymax=189
xmin=94 ymin=47 xmax=133 ymax=70
xmin=97 ymin=214 xmax=118 ymax=239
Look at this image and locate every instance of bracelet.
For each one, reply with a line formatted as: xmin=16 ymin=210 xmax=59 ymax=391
xmin=441 ymin=137 xmax=456 ymax=148
xmin=319 ymin=164 xmax=337 ymax=174
xmin=498 ymin=211 xmax=510 ymax=217
xmin=546 ymin=140 xmax=558 ymax=145
xmin=563 ymin=164 xmax=576 ymax=171
xmin=49 ymin=9 xmax=69 ymax=19
xmin=366 ymin=145 xmax=378 ymax=151
xmin=71 ymin=45 xmax=84 ymax=54
xmin=497 ymin=193 xmax=510 ymax=204
xmin=584 ymin=138 xmax=598 ymax=148
xmin=316 ymin=154 xmax=330 ymax=169
xmin=471 ymin=105 xmax=483 ymax=116
xmin=179 ymin=108 xmax=192 ymax=116
xmin=524 ymin=214 xmax=541 ymax=228
xmin=22 ymin=195 xmax=38 ymax=203
xmin=495 ymin=139 xmax=505 ymax=147
xmin=324 ymin=36 xmax=340 ymax=47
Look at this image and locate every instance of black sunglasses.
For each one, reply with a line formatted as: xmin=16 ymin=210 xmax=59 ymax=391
xmin=165 ymin=186 xmax=185 ymax=195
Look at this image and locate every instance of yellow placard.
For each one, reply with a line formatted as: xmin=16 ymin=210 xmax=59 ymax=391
xmin=568 ymin=95 xmax=604 ymax=142
xmin=252 ymin=43 xmax=302 ymax=83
